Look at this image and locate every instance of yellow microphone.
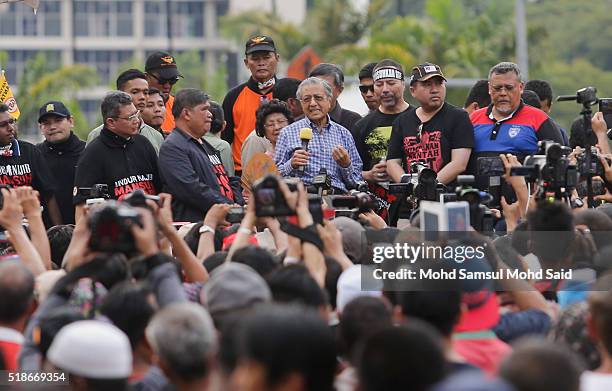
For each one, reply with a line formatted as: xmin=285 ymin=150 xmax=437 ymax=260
xmin=298 ymin=127 xmax=313 ymax=173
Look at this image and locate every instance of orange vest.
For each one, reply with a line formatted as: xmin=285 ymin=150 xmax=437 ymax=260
xmin=161 ymin=95 xmax=175 ymax=133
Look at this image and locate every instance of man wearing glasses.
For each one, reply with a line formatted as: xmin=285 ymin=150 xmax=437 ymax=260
xmin=73 ymin=92 xmax=161 ymax=221
xmin=275 ymin=77 xmax=363 ymax=193
xmin=469 ymin=62 xmax=563 ymax=190
xmin=145 ymin=51 xmax=183 ymax=134
xmin=87 ymin=69 xmax=164 ymax=154
xmin=0 ymin=104 xmax=62 ymax=226
xmin=358 ymin=62 xmax=380 ymax=113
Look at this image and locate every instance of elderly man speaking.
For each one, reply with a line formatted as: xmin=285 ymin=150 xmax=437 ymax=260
xmin=274 ymin=77 xmax=363 ymax=193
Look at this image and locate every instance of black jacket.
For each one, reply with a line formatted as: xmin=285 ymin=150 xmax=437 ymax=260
xmin=159 ymin=128 xmax=244 ymax=222
xmin=73 ymin=127 xmax=160 ymax=204
xmin=37 ymin=132 xmax=85 ymax=224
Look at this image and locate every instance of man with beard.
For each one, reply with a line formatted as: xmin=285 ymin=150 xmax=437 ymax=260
xmin=87 ymin=69 xmax=164 ymax=154
xmin=352 ymin=60 xmax=411 ymax=219
xmin=387 ymin=63 xmax=474 ymax=186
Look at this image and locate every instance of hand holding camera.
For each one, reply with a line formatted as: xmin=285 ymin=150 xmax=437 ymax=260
xmin=0 ymin=187 xmax=24 ymax=232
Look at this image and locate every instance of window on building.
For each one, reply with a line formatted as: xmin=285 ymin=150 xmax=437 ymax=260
xmin=144 ymin=0 xmax=204 ymax=38
xmin=74 ymin=1 xmax=133 ymax=37
xmin=3 ymin=50 xmax=61 ymax=83
xmin=0 ymin=1 xmax=62 ymax=37
xmin=74 ymin=50 xmax=132 ymax=83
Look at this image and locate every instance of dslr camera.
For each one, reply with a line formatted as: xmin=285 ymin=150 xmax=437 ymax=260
xmin=88 ymin=200 xmax=142 ymax=253
xmin=252 ymin=175 xmax=323 ymax=223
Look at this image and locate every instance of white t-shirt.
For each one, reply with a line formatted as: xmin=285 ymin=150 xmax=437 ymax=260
xmin=581 ymin=371 xmax=612 ymax=391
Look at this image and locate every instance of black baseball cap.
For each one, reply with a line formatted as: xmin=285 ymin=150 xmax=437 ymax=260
xmin=145 ymin=51 xmax=182 ymax=80
xmin=245 ymin=35 xmax=276 ymax=55
xmin=409 ymin=63 xmax=447 ymax=85
xmin=38 ymin=101 xmax=71 ymax=123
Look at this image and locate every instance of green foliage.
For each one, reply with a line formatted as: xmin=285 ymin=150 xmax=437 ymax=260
xmin=14 ymin=53 xmax=98 ymax=140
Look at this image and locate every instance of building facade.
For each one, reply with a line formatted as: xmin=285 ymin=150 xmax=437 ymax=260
xmin=0 ymin=0 xmax=234 ymax=127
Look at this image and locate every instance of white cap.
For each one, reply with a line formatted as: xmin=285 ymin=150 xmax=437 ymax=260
xmin=336 ymin=265 xmax=383 ymax=313
xmin=47 ymin=320 xmax=132 ymax=379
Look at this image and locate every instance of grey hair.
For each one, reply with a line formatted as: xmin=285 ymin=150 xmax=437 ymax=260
xmin=101 ymin=90 xmax=133 ymax=121
xmin=308 ymin=63 xmax=344 ymax=87
xmin=296 ymin=77 xmax=333 ymax=100
xmin=488 ymin=62 xmax=523 ymax=82
xmin=145 ymin=302 xmax=217 ymax=381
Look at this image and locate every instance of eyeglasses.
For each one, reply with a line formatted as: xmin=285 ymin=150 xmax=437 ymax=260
xmin=264 ymin=119 xmax=289 ymax=129
xmin=490 ymin=84 xmax=517 ymax=93
xmin=115 ymin=110 xmax=141 ymax=122
xmin=150 ymin=73 xmax=180 ymax=86
xmin=359 ymin=84 xmax=374 ymax=94
xmin=300 ymin=95 xmax=327 ymax=104
xmin=0 ymin=118 xmax=16 ymax=129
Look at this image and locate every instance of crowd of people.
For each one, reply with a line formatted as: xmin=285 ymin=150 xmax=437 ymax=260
xmin=0 ymin=33 xmax=612 ymax=391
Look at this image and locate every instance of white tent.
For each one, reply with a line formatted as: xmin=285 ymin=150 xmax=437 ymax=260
xmin=0 ymin=0 xmax=40 ymax=13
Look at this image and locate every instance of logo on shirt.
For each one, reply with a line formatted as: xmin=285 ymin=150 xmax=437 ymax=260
xmin=508 ymin=126 xmax=521 ymax=138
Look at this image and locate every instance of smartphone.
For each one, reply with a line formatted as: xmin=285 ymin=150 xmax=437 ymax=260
xmin=226 ymin=206 xmax=246 ymax=223
xmin=477 ymin=157 xmax=505 ymax=177
xmin=599 ymin=98 xmax=612 ymax=115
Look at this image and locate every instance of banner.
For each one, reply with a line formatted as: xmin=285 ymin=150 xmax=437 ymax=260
xmin=0 ymin=70 xmax=21 ymax=120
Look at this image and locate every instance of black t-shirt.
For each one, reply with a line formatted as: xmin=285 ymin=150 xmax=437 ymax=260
xmin=387 ymin=102 xmax=474 ymax=173
xmin=73 ymin=128 xmax=161 ymax=205
xmin=354 ymin=107 xmax=412 ymax=170
xmin=37 ymin=132 xmax=85 ymax=224
xmin=0 ymin=140 xmax=55 ymax=195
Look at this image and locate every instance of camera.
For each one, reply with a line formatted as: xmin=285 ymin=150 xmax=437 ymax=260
xmin=123 ymin=189 xmax=161 ymax=208
xmin=389 ymin=162 xmax=445 ymax=201
xmin=252 ymin=175 xmax=323 ymax=223
xmin=576 ymin=146 xmax=611 ymax=178
xmin=88 ymin=201 xmax=142 ymax=253
xmin=79 ymin=184 xmax=111 ymax=206
xmin=510 ymin=141 xmax=579 ymax=199
xmin=311 ymin=168 xmax=332 ymax=196
xmin=452 ymin=176 xmax=495 ymax=232
xmin=227 ymin=206 xmax=246 ymax=223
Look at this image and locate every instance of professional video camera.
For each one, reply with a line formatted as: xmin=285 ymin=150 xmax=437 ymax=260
xmin=310 ymin=167 xmax=332 ymax=196
xmin=252 ymin=175 xmax=324 ymax=224
xmin=389 ymin=162 xmax=447 ymax=201
xmin=331 ymin=191 xmax=379 ymax=219
xmin=88 ymin=200 xmax=142 ymax=253
xmin=557 ymin=86 xmax=602 ymax=207
xmin=510 ymin=141 xmax=579 ymax=201
xmin=452 ymin=176 xmax=495 ymax=232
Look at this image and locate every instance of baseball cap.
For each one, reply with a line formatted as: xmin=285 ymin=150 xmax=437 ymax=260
xmin=200 ymin=263 xmax=271 ymax=317
xmin=145 ymin=51 xmax=182 ymax=80
xmin=38 ymin=101 xmax=71 ymax=123
xmin=47 ymin=320 xmax=132 ymax=379
xmin=409 ymin=63 xmax=447 ymax=85
xmin=245 ymin=35 xmax=277 ymax=55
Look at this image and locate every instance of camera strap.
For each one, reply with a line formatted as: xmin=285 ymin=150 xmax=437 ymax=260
xmin=280 ymin=222 xmax=324 ymax=251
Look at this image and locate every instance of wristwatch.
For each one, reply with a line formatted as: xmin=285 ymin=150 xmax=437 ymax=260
xmin=199 ymin=225 xmax=215 ymax=235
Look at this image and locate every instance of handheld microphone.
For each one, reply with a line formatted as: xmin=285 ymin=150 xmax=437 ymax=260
xmin=298 ymin=127 xmax=313 ymax=173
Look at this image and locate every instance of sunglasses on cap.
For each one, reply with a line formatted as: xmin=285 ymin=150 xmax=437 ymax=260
xmin=359 ymin=84 xmax=374 ymax=94
xmin=150 ymin=73 xmax=180 ymax=86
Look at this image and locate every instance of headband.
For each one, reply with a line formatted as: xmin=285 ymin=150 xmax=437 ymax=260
xmin=373 ymin=67 xmax=404 ymax=82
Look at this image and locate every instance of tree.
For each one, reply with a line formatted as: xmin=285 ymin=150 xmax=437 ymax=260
xmin=15 ymin=53 xmax=98 ymax=140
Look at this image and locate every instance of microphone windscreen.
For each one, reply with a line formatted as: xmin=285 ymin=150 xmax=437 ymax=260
xmin=299 ymin=127 xmax=313 ymax=141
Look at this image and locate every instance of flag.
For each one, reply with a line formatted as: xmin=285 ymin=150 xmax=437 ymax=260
xmin=0 ymin=70 xmax=21 ymax=120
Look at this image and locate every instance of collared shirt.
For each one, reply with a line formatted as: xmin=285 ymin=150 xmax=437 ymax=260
xmin=159 ymin=127 xmax=244 ymax=222
xmin=86 ymin=121 xmax=164 ymax=155
xmin=274 ymin=116 xmax=363 ymax=192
